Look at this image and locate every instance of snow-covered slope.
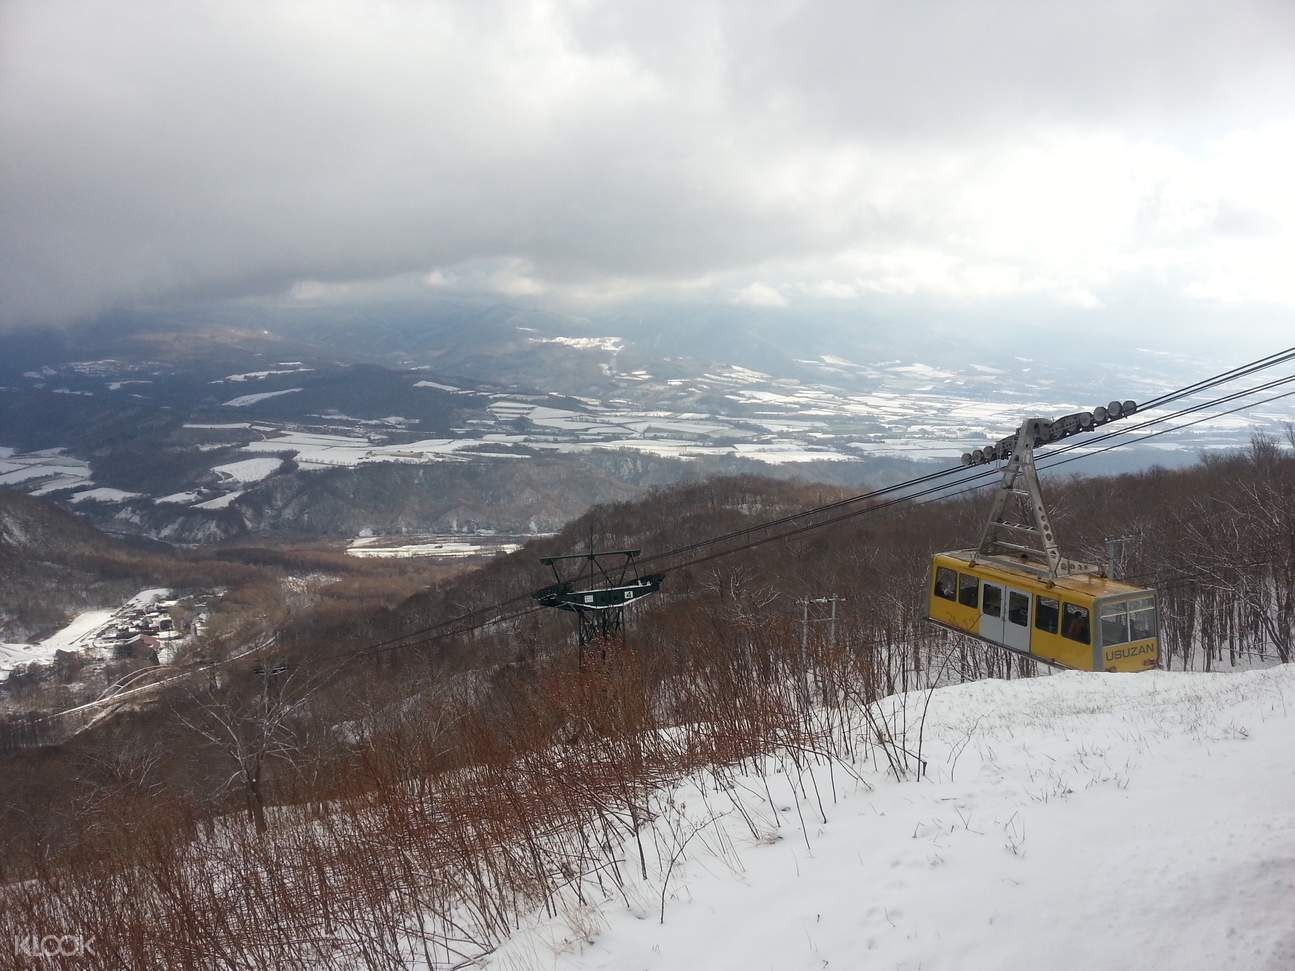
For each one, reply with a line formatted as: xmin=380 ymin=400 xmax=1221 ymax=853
xmin=492 ymin=667 xmax=1295 ymax=971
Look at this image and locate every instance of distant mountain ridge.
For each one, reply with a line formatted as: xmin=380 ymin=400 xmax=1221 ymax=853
xmin=0 ymin=488 xmax=114 ymax=558
xmin=0 ymin=302 xmax=1262 ymax=546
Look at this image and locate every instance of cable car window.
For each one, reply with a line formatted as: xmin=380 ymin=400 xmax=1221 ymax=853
xmin=1127 ymin=597 xmax=1157 ymax=641
xmin=982 ymin=584 xmax=1002 ymax=618
xmin=1100 ymin=601 xmax=1129 ymax=646
xmin=958 ymin=573 xmax=979 ymax=608
xmin=1035 ymin=596 xmax=1060 ymax=634
xmin=934 ymin=567 xmax=957 ymax=601
xmin=1063 ymin=603 xmax=1090 ymax=643
xmin=1008 ymin=592 xmax=1030 ymax=627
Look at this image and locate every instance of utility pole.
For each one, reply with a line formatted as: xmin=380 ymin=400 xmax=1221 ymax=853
xmin=796 ymin=596 xmax=844 ymax=705
xmin=797 ymin=596 xmax=844 ymax=644
xmin=1104 ymin=536 xmax=1132 ymax=579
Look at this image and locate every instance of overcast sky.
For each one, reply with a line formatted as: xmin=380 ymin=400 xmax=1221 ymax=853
xmin=2 ymin=0 xmax=1294 ymax=339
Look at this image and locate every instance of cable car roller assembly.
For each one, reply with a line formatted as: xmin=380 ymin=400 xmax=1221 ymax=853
xmin=965 ymin=399 xmax=1139 ymax=581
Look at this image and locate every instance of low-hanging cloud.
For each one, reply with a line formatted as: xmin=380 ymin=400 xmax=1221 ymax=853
xmin=1 ymin=0 xmax=1293 ymax=329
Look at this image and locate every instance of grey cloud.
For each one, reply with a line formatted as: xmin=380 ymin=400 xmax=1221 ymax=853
xmin=1 ymin=0 xmax=1293 ymax=328
xmin=721 ymin=1 xmax=1295 ymax=137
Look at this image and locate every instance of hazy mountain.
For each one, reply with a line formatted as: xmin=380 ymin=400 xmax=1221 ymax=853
xmin=0 ymin=304 xmax=1279 ymax=545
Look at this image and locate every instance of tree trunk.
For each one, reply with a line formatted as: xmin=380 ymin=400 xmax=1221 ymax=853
xmin=246 ymin=769 xmax=268 ymax=835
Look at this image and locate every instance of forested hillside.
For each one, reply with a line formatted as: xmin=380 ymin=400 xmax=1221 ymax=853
xmin=1 ymin=440 xmax=1292 ymax=968
xmin=0 ymin=490 xmax=175 ymax=640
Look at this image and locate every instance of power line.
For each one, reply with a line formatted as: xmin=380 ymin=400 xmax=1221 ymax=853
xmin=317 ymin=348 xmax=1295 ymax=662
xmin=46 ymin=345 xmax=1295 ymax=713
xmin=1045 ymin=386 xmax=1295 ymax=472
xmin=919 ymin=378 xmax=1295 ymax=508
xmin=1139 ymin=344 xmax=1295 ymax=411
xmin=640 ymin=349 xmax=1295 ymax=569
xmin=370 ymin=365 xmax=1295 ymax=662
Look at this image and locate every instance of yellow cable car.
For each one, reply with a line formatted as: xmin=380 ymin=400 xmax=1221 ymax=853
xmin=927 ymin=410 xmax=1160 ymax=672
xmin=928 ymin=552 xmax=1158 ymax=672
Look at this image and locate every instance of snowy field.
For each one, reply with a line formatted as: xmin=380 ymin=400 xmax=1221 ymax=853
xmin=193 ymin=490 xmax=244 ymax=510
xmin=7 ymin=347 xmax=1295 ymax=516
xmin=216 ymin=367 xmax=314 ymax=382
xmin=66 ymin=486 xmax=143 ymax=503
xmin=213 ymin=457 xmax=284 ymax=483
xmin=0 ymin=589 xmax=172 ymax=680
xmin=0 ymin=450 xmax=92 ymax=490
xmin=222 ymin=387 xmax=303 ymax=407
xmin=490 ymin=667 xmax=1295 ymax=971
xmin=347 ymin=534 xmax=527 ymax=559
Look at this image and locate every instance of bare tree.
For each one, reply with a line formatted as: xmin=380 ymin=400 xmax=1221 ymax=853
xmin=172 ymin=661 xmax=325 ymax=834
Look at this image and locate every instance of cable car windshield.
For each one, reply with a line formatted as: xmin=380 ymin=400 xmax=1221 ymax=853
xmin=1099 ymin=596 xmax=1157 ymax=646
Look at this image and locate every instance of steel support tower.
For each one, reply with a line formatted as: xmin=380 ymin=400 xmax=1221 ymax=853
xmin=532 ymin=548 xmax=663 ymax=664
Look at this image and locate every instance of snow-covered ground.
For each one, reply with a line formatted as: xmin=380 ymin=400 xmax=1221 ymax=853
xmin=532 ymin=335 xmax=625 ymax=352
xmin=218 ymin=368 xmax=314 ymax=382
xmin=7 ymin=347 xmax=1295 ymax=516
xmin=0 ymin=589 xmax=173 ymax=680
xmin=193 ymin=490 xmax=244 ymax=509
xmin=222 ymin=387 xmax=302 ymax=407
xmin=0 ymin=450 xmax=92 ymax=488
xmin=212 ymin=457 xmax=284 ymax=483
xmin=66 ymin=486 xmax=143 ymax=503
xmin=490 ymin=667 xmax=1295 ymax=971
xmin=156 ymin=490 xmax=202 ymax=504
xmin=0 ymin=609 xmax=115 ymax=677
xmin=346 ymin=535 xmax=526 ymax=559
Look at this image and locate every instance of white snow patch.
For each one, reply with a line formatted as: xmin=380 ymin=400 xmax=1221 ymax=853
xmin=221 ymin=368 xmax=314 ymax=382
xmin=193 ymin=491 xmax=245 ymax=510
xmin=346 ymin=538 xmax=524 ymax=559
xmin=156 ymin=491 xmax=202 ymax=505
xmin=0 ymin=465 xmax=68 ymax=485
xmin=532 ymin=336 xmax=624 ymax=353
xmin=0 ymin=452 xmax=93 ymax=488
xmin=0 ymin=609 xmax=114 ymax=679
xmin=67 ymin=487 xmax=142 ymax=503
xmin=212 ymin=457 xmax=284 ymax=483
xmin=222 ymin=388 xmax=303 ymax=407
xmin=889 ymin=362 xmax=957 ymax=380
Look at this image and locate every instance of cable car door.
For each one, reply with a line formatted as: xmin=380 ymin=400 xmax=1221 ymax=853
xmin=980 ymin=581 xmax=1006 ymax=644
xmin=1004 ymin=588 xmax=1032 ymax=653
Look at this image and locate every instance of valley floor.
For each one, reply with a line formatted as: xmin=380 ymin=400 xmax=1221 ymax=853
xmin=492 ymin=666 xmax=1295 ymax=971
